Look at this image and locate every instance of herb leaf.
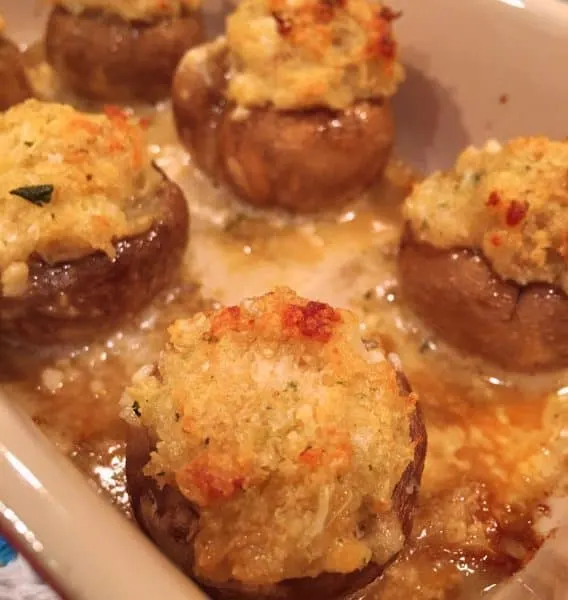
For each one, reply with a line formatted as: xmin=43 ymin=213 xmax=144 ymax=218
xmin=132 ymin=400 xmax=141 ymax=417
xmin=10 ymin=184 xmax=54 ymax=207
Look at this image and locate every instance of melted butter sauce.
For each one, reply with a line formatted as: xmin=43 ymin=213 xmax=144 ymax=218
xmin=2 ymin=56 xmax=567 ymax=598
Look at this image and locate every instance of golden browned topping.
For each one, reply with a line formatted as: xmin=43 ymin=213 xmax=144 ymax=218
xmin=404 ymin=137 xmax=568 ymax=294
xmin=125 ymin=287 xmax=416 ymax=585
xmin=53 ymin=0 xmax=200 ymax=22
xmin=0 ymin=100 xmax=154 ymax=297
xmin=225 ymin=0 xmax=404 ymax=110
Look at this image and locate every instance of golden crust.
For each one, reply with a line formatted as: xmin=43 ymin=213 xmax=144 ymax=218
xmin=172 ymin=38 xmax=395 ymax=212
xmin=124 ymin=288 xmax=417 ymax=586
xmin=52 ymin=0 xmax=200 ymax=22
xmin=0 ymin=178 xmax=190 ymax=345
xmin=0 ymin=100 xmax=154 ymax=294
xmin=225 ymin=0 xmax=404 ymax=110
xmin=403 ymin=137 xmax=568 ymax=294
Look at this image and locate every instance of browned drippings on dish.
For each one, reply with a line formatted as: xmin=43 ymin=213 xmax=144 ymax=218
xmin=1 ymin=56 xmax=567 ymax=599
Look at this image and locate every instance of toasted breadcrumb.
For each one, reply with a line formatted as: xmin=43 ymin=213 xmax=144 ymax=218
xmin=0 ymin=100 xmax=155 ymax=296
xmin=404 ymin=137 xmax=568 ymax=293
xmin=225 ymin=0 xmax=404 ymax=110
xmin=52 ymin=0 xmax=200 ymax=21
xmin=126 ymin=287 xmax=416 ymax=585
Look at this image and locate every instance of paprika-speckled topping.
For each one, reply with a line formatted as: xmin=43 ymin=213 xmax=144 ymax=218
xmin=225 ymin=0 xmax=404 ymax=110
xmin=404 ymin=137 xmax=568 ymax=294
xmin=0 ymin=100 xmax=155 ymax=297
xmin=124 ymin=288 xmax=417 ymax=586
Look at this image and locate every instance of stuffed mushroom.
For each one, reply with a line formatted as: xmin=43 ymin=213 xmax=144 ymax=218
xmin=45 ymin=0 xmax=204 ymax=103
xmin=0 ymin=99 xmax=189 ymax=346
xmin=0 ymin=15 xmax=33 ymax=111
xmin=172 ymin=0 xmax=404 ymax=213
xmin=124 ymin=287 xmax=426 ymax=599
xmin=399 ymin=136 xmax=568 ymax=372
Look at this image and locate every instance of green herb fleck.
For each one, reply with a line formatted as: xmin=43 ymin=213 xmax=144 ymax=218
xmin=132 ymin=400 xmax=141 ymax=417
xmin=204 ymin=437 xmax=210 ymax=446
xmin=156 ymin=471 xmax=166 ymax=477
xmin=336 ymin=379 xmax=347 ymax=386
xmin=175 ymin=412 xmax=181 ymax=422
xmin=286 ymin=381 xmax=298 ymax=391
xmin=23 ymin=141 xmax=34 ymax=147
xmin=10 ymin=184 xmax=54 ymax=207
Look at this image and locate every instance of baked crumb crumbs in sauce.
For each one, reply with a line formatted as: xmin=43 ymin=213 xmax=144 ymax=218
xmin=1 ymin=44 xmax=566 ymax=600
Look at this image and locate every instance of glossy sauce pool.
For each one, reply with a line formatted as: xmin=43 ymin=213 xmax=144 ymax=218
xmin=2 ymin=61 xmax=568 ymax=599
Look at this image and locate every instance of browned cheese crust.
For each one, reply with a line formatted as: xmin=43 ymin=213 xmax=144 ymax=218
xmin=122 ymin=289 xmax=428 ymax=595
xmin=0 ymin=37 xmax=33 ymax=111
xmin=0 ymin=178 xmax=189 ymax=345
xmin=45 ymin=6 xmax=204 ymax=103
xmin=126 ymin=386 xmax=425 ymax=600
xmin=172 ymin=42 xmax=394 ymax=213
xmin=399 ymin=227 xmax=568 ymax=372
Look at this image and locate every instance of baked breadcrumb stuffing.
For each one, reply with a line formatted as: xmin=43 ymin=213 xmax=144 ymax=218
xmin=0 ymin=100 xmax=155 ymax=296
xmin=52 ymin=0 xmax=200 ymax=21
xmin=125 ymin=288 xmax=416 ymax=585
xmin=404 ymin=137 xmax=568 ymax=293
xmin=225 ymin=0 xmax=405 ymax=110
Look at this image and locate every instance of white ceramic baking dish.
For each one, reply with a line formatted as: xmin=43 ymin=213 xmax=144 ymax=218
xmin=1 ymin=0 xmax=567 ymax=598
